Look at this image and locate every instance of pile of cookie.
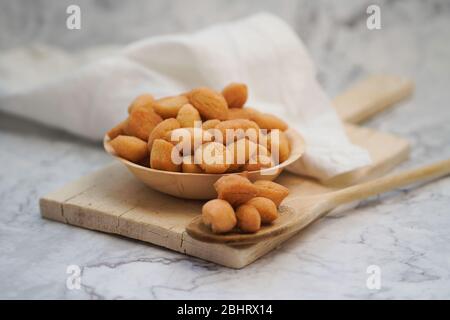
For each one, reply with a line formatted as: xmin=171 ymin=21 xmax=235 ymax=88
xmin=203 ymin=175 xmax=289 ymax=233
xmin=107 ymin=83 xmax=291 ymax=173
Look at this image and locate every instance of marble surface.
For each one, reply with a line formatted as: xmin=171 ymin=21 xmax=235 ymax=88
xmin=1 ymin=0 xmax=450 ymax=299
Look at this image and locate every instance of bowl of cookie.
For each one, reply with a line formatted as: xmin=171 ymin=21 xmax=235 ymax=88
xmin=104 ymin=83 xmax=305 ymax=200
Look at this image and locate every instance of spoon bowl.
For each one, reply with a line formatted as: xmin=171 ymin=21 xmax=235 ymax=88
xmin=185 ymin=204 xmax=301 ymax=244
xmin=104 ymin=128 xmax=306 ymax=200
xmin=186 ymin=158 xmax=450 ymax=245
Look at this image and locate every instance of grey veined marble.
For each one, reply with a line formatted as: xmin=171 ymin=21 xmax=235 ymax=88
xmin=1 ymin=0 xmax=450 ymax=299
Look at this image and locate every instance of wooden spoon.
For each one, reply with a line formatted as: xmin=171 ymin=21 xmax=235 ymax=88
xmin=186 ymin=158 xmax=450 ymax=245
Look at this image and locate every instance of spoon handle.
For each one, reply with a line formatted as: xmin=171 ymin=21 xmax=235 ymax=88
xmin=322 ymin=158 xmax=450 ymax=210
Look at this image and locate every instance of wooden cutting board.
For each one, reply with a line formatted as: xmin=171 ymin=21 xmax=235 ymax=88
xmin=40 ymin=75 xmax=413 ymax=268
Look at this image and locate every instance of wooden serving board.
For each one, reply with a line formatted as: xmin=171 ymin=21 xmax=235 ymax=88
xmin=40 ymin=75 xmax=413 ymax=268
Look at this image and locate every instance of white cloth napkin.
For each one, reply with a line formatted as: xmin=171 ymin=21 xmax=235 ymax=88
xmin=0 ymin=13 xmax=370 ymax=180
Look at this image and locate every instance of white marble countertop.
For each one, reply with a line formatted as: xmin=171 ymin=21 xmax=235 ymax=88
xmin=1 ymin=1 xmax=450 ymax=299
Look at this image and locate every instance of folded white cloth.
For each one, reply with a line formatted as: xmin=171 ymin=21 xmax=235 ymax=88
xmin=0 ymin=13 xmax=370 ymax=180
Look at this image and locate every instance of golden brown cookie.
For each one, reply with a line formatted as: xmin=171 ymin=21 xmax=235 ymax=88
xmin=214 ymin=175 xmax=257 ymax=207
xmin=187 ymin=87 xmax=228 ymax=120
xmin=124 ymin=107 xmax=163 ymax=141
xmin=148 ymin=118 xmax=181 ymax=152
xmin=251 ymin=112 xmax=288 ymax=131
xmin=150 ymin=139 xmax=181 ymax=172
xmin=246 ymin=197 xmax=278 ymax=224
xmin=243 ymin=141 xmax=272 ymax=171
xmin=194 ymin=142 xmax=230 ymax=174
xmin=253 ymin=180 xmax=289 ymax=207
xmin=221 ymin=82 xmax=248 ymax=108
xmin=181 ymin=155 xmax=203 ymax=173
xmin=236 ymin=204 xmax=261 ymax=233
xmin=165 ymin=128 xmax=213 ymax=154
xmin=202 ymin=119 xmax=221 ymax=131
xmin=227 ymin=107 xmax=288 ymax=131
xmin=243 ymin=154 xmax=275 ymax=171
xmin=227 ymin=107 xmax=258 ymax=120
xmin=266 ymin=130 xmax=290 ymax=164
xmin=227 ymin=138 xmax=259 ymax=168
xmin=215 ymin=119 xmax=260 ymax=145
xmin=127 ymin=94 xmax=155 ymax=114
xmin=176 ymin=103 xmax=201 ymax=128
xmin=107 ymin=120 xmax=128 ymax=140
xmin=109 ymin=135 xmax=149 ymax=163
xmin=202 ymin=199 xmax=237 ymax=234
xmin=137 ymin=155 xmax=150 ymax=168
xmin=153 ymin=95 xmax=189 ymax=119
